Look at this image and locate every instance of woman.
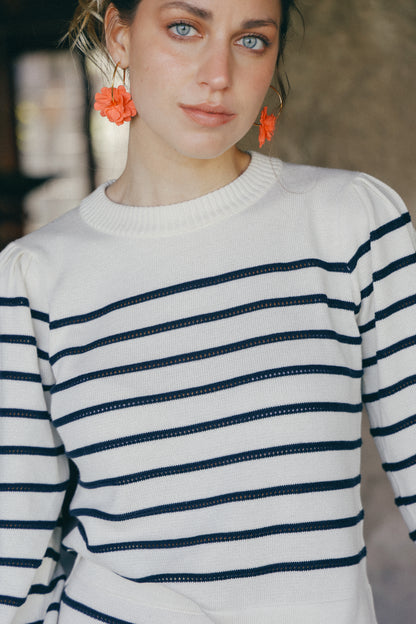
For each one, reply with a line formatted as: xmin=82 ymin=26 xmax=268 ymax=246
xmin=0 ymin=1 xmax=415 ymax=622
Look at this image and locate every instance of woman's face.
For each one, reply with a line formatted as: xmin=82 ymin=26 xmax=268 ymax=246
xmin=117 ymin=0 xmax=281 ymax=160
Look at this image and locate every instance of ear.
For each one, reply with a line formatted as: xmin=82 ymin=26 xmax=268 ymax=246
xmin=104 ymin=3 xmax=131 ymax=67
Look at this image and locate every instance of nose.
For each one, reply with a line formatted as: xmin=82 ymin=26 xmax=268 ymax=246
xmin=196 ymin=41 xmax=232 ymax=92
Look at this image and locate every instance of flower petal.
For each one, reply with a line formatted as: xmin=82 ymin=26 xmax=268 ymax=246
xmin=94 ymin=84 xmax=137 ymax=125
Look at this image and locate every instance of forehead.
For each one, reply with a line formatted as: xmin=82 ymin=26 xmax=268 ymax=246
xmin=138 ymin=0 xmax=281 ymax=21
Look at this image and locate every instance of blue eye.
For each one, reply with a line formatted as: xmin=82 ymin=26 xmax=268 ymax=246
xmin=170 ymin=23 xmax=195 ymax=37
xmin=240 ymin=35 xmax=267 ymax=50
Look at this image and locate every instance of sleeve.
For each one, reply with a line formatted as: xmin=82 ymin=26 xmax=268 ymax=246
xmin=349 ymin=173 xmax=416 ymax=542
xmin=0 ymin=242 xmax=70 ymax=623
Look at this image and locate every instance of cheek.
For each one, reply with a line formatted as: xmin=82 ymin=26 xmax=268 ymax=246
xmin=238 ymin=67 xmax=276 ymax=117
xmin=234 ymin=49 xmax=278 ymax=101
xmin=129 ymin=48 xmax=192 ymax=103
xmin=252 ymin=57 xmax=278 ymax=91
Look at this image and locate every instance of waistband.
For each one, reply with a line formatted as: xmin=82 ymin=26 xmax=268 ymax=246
xmin=63 ymin=554 xmax=216 ymax=622
xmin=61 ymin=554 xmax=378 ymax=624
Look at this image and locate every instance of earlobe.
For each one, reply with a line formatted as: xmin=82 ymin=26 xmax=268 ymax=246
xmin=104 ymin=4 xmax=131 ymax=67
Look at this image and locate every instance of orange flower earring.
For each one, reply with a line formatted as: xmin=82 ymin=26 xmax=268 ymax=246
xmin=254 ymin=86 xmax=283 ymax=148
xmin=94 ymin=62 xmax=137 ymax=126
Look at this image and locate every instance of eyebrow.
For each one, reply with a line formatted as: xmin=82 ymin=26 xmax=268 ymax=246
xmin=160 ymin=1 xmax=212 ymax=20
xmin=160 ymin=2 xmax=279 ymax=29
xmin=241 ymin=19 xmax=279 ymax=30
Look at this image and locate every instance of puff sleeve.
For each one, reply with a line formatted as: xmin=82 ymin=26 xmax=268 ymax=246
xmin=0 ymin=242 xmax=70 ymax=623
xmin=350 ymin=173 xmax=416 ymax=541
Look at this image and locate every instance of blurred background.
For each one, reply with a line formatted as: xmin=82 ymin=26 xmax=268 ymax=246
xmin=0 ymin=0 xmax=415 ymax=621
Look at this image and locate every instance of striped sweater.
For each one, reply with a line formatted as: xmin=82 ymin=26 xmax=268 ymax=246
xmin=1 ymin=151 xmax=415 ymax=624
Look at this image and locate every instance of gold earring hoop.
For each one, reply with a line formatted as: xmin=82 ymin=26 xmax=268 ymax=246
xmin=94 ymin=61 xmax=137 ymax=126
xmin=111 ymin=62 xmax=125 ymax=99
xmin=254 ymin=85 xmax=283 ymax=148
xmin=269 ymin=85 xmax=283 ymax=118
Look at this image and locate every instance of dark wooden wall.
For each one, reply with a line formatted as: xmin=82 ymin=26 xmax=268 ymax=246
xmin=0 ymin=0 xmax=78 ymax=247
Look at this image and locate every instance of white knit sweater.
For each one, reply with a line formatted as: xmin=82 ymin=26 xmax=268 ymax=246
xmin=1 ymin=151 xmax=415 ymax=624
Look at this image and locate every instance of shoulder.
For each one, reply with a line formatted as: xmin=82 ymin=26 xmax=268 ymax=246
xmin=276 ymin=158 xmax=403 ymax=205
xmin=276 ymin=159 xmax=357 ymax=196
xmin=273 ymin=157 xmax=411 ymax=229
xmin=0 ymin=185 xmax=109 ymax=300
xmin=8 ymin=206 xmax=83 ymax=259
xmin=0 ymin=183 xmax=109 ymax=266
xmin=257 ymin=155 xmax=413 ymax=263
xmin=0 ymin=208 xmax=78 ymax=304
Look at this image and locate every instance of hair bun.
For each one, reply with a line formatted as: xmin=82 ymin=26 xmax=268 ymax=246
xmin=64 ymin=0 xmax=110 ymax=62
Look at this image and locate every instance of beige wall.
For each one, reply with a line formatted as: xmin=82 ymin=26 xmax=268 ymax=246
xmin=270 ymin=0 xmax=415 ymax=210
xmin=245 ymin=2 xmax=416 ymax=622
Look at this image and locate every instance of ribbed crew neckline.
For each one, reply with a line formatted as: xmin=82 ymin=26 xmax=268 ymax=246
xmin=79 ymin=151 xmax=281 ymax=238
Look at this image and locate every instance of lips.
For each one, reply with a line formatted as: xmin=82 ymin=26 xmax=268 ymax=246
xmin=180 ymin=103 xmax=237 ymax=127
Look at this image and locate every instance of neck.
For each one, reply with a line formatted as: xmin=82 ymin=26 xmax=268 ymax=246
xmin=105 ymin=121 xmax=250 ymax=207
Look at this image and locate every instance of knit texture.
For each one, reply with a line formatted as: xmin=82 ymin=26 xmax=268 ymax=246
xmin=1 ymin=151 xmax=415 ymax=623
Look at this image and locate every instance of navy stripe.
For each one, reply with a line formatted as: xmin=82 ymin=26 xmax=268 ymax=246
xmin=0 ymin=296 xmax=29 ymax=308
xmin=382 ymin=453 xmax=416 ymax=472
xmin=347 ymin=213 xmax=411 ymax=271
xmin=376 ymin=293 xmax=416 ymax=322
xmin=0 ymin=336 xmax=47 ymax=360
xmin=29 ymin=574 xmax=66 ymax=595
xmin=0 ymin=444 xmax=65 ymax=456
xmin=129 ymin=547 xmax=368 ymax=582
xmin=362 ymin=355 xmax=381 ymax=369
xmin=78 ymin=511 xmax=365 ymax=553
xmin=0 ymin=480 xmax=69 ymax=492
xmin=31 ymin=309 xmax=49 ymax=323
xmin=348 ymin=240 xmax=370 ymax=273
xmin=395 ymin=493 xmax=416 ymax=507
xmin=410 ymin=530 xmax=416 ymax=541
xmin=0 ymin=519 xmax=56 ymax=530
xmin=359 ymin=318 xmax=375 ymax=335
xmin=62 ymin=590 xmax=135 ymax=624
xmin=0 ymin=408 xmax=49 ymax=419
xmin=68 ymin=401 xmax=362 ymax=459
xmin=362 ymin=334 xmax=416 ymax=368
xmin=360 ymin=281 xmax=373 ymax=301
xmin=52 ymin=328 xmax=361 ymax=395
xmin=359 ymin=294 xmax=416 ymax=337
xmin=80 ymin=440 xmax=362 ymax=489
xmin=0 ymin=334 xmax=36 ymax=346
xmin=0 ymin=298 xmax=48 ymax=321
xmin=45 ymin=547 xmax=60 ymax=562
xmin=363 ymin=373 xmax=416 ymax=403
xmin=38 ymin=348 xmax=49 ymax=360
xmin=27 ymin=603 xmax=61 ymax=624
xmin=69 ymin=401 xmax=363 ymax=459
xmin=0 ymin=556 xmax=41 ymax=568
xmin=50 ymin=261 xmax=351 ymax=329
xmin=0 ymin=370 xmax=41 ymax=383
xmin=50 ymin=295 xmax=356 ymax=364
xmin=371 ymin=212 xmax=411 ymax=241
xmin=373 ymin=253 xmax=416 ymax=282
xmin=371 ymin=414 xmax=416 ymax=437
xmin=0 ymin=593 xmax=26 ymax=607
xmin=71 ymin=475 xmax=361 ymax=521
xmin=55 ymin=364 xmax=363 ymax=428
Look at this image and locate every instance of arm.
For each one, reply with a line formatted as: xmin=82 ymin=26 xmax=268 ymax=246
xmin=350 ymin=174 xmax=416 ymax=541
xmin=0 ymin=242 xmax=70 ymax=622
